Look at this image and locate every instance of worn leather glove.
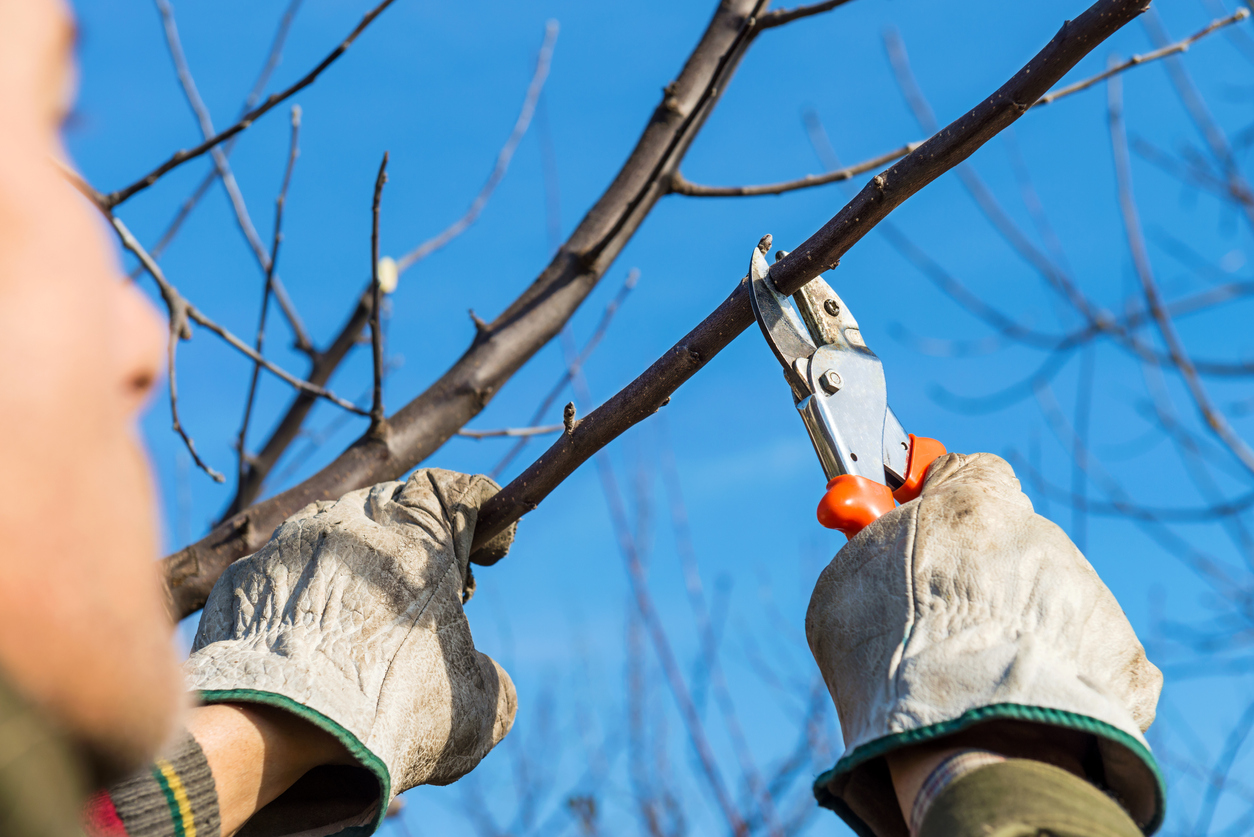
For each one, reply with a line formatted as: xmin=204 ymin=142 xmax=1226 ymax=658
xmin=806 ymin=453 xmax=1163 ymax=837
xmin=186 ymin=469 xmax=517 ymax=836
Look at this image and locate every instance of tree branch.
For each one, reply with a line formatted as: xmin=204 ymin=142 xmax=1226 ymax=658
xmin=128 ymin=0 xmax=305 ymax=279
xmin=238 ymin=108 xmax=302 ymax=487
xmin=104 ymin=0 xmax=396 ymax=208
xmin=153 ymin=0 xmax=314 ymax=354
xmin=165 ymin=0 xmax=780 ymax=618
xmin=757 ymin=0 xmax=856 ymax=30
xmin=1107 ymin=70 xmax=1254 ymax=477
xmin=470 ymin=0 xmax=1154 ymax=560
xmin=370 ymin=152 xmax=389 ymax=428
xmin=673 ymin=8 xmax=1238 ymax=199
xmin=394 ymin=21 xmax=559 ymax=273
xmin=224 ymin=22 xmax=558 ymax=514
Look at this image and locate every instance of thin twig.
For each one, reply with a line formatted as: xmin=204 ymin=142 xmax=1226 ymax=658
xmin=129 ymin=0 xmax=305 ymax=277
xmin=756 ymin=0 xmax=857 ymax=30
xmin=1037 ymin=8 xmax=1250 ymax=106
xmin=1107 ymin=70 xmax=1254 ymax=477
xmin=395 ymin=21 xmax=559 ymax=273
xmin=153 ymin=0 xmax=313 ymax=354
xmin=371 ymin=152 xmax=389 ymax=428
xmin=490 ymin=269 xmax=640 ymax=478
xmin=238 ymin=107 xmax=302 ymax=487
xmin=104 ymin=0 xmax=397 ymax=208
xmin=672 ymin=9 xmax=1239 ymax=199
xmin=103 ymin=209 xmax=369 ymax=416
xmin=668 ymin=143 xmax=921 ymax=197
xmin=458 ymin=425 xmax=564 ymax=439
xmin=1193 ymin=698 xmax=1254 ymax=837
xmin=167 ymin=328 xmax=225 ymax=483
xmin=1143 ymin=8 xmax=1254 ymax=232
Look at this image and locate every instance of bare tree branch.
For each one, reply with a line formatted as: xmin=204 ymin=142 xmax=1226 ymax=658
xmin=395 ymin=21 xmax=559 ymax=273
xmin=167 ymin=327 xmax=225 ymax=483
xmin=1142 ymin=8 xmax=1254 ymax=232
xmin=1108 ymin=70 xmax=1254 ymax=477
xmin=1036 ymin=7 xmax=1249 ymax=106
xmin=226 ymin=22 xmax=559 ymax=514
xmin=458 ymin=425 xmax=564 ymax=440
xmin=757 ymin=0 xmax=856 ymax=30
xmin=90 ymin=201 xmax=369 ymax=416
xmin=673 ymin=8 xmax=1239 ymax=199
xmin=470 ymin=0 xmax=1154 ymax=559
xmin=667 ymin=144 xmax=921 ymax=197
xmin=104 ymin=0 xmax=397 ymax=208
xmin=128 ymin=0 xmax=305 ymax=279
xmin=165 ymin=0 xmax=784 ymax=618
xmin=370 ymin=152 xmax=389 ymax=428
xmin=238 ymin=107 xmax=302 ymax=487
xmin=153 ymin=0 xmax=314 ymax=354
xmin=491 ymin=269 xmax=640 ymax=479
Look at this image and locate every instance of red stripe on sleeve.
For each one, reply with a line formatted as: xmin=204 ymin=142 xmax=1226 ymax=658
xmin=82 ymin=790 xmax=130 ymax=837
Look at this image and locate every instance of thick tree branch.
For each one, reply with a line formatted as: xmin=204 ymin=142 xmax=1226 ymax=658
xmin=165 ymin=0 xmax=788 ymax=618
xmin=470 ymin=0 xmax=1153 ymax=559
xmin=104 ymin=0 xmax=396 ymax=208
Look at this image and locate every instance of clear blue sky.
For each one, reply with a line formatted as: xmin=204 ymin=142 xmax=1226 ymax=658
xmin=68 ymin=0 xmax=1254 ymax=833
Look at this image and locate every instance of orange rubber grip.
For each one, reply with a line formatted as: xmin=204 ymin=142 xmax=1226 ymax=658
xmin=816 ymin=475 xmax=896 ymax=539
xmin=815 ymin=436 xmax=947 ymax=539
xmin=891 ymin=434 xmax=947 ymax=505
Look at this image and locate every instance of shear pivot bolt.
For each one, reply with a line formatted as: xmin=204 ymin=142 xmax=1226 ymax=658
xmin=823 ymin=299 xmax=841 ymax=317
xmin=819 ymin=370 xmax=843 ymax=393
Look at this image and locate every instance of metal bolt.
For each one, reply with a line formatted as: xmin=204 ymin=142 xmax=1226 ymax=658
xmin=819 ymin=370 xmax=842 ymax=393
xmin=823 ymin=299 xmax=841 ymax=317
xmin=902 ymin=441 xmax=909 ymax=450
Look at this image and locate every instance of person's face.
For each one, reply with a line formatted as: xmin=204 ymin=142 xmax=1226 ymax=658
xmin=0 ymin=0 xmax=183 ymax=783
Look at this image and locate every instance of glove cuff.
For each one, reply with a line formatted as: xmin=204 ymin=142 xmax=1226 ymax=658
xmin=812 ymin=704 xmax=1165 ymax=837
xmin=200 ymin=690 xmax=391 ymax=837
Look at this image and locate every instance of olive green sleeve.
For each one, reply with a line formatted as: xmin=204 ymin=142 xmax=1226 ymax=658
xmin=919 ymin=759 xmax=1144 ymax=837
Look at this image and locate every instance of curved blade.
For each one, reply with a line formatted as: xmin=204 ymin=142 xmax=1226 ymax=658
xmin=748 ymin=246 xmax=815 ymax=395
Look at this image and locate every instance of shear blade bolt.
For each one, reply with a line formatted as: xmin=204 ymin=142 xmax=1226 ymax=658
xmin=820 ymin=370 xmax=842 ymax=393
xmin=823 ymin=299 xmax=841 ymax=317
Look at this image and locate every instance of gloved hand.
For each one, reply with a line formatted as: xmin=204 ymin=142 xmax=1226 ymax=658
xmin=805 ymin=453 xmax=1163 ymax=837
xmin=185 ymin=469 xmax=518 ymax=836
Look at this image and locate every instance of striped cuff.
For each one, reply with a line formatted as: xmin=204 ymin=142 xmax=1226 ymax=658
xmin=909 ymin=749 xmax=1005 ymax=836
xmin=84 ymin=730 xmax=220 ymax=837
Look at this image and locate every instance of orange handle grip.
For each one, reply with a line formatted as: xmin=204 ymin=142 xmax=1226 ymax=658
xmin=816 ymin=475 xmax=895 ymax=538
xmin=815 ymin=435 xmax=947 ymax=539
xmin=891 ymin=435 xmax=947 ymax=504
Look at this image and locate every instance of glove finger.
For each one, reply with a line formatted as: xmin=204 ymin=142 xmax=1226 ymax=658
xmin=918 ymin=451 xmax=1033 ymax=514
xmin=396 ymin=469 xmax=517 ymax=567
xmin=478 ymin=651 xmax=517 ymax=748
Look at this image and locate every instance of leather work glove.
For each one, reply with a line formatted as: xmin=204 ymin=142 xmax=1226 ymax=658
xmin=186 ymin=469 xmax=518 ymax=836
xmin=805 ymin=453 xmax=1164 ymax=837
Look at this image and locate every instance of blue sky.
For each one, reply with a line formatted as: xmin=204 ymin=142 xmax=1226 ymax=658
xmin=69 ymin=0 xmax=1254 ymax=833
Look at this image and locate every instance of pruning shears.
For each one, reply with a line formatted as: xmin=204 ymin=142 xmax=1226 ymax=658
xmin=748 ymin=242 xmax=947 ymax=539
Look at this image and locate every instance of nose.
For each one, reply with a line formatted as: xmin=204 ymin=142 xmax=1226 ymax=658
xmin=112 ymin=278 xmax=167 ymax=414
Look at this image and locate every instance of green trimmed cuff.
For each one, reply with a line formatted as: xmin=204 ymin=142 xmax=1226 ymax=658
xmin=812 ymin=704 xmax=1165 ymax=837
xmin=199 ymin=689 xmax=390 ymax=837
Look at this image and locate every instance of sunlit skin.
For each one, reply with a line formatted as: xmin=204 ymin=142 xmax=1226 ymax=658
xmin=0 ymin=0 xmax=344 ymax=829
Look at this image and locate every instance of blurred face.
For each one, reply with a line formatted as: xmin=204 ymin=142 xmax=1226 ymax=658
xmin=0 ymin=0 xmax=182 ymax=783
